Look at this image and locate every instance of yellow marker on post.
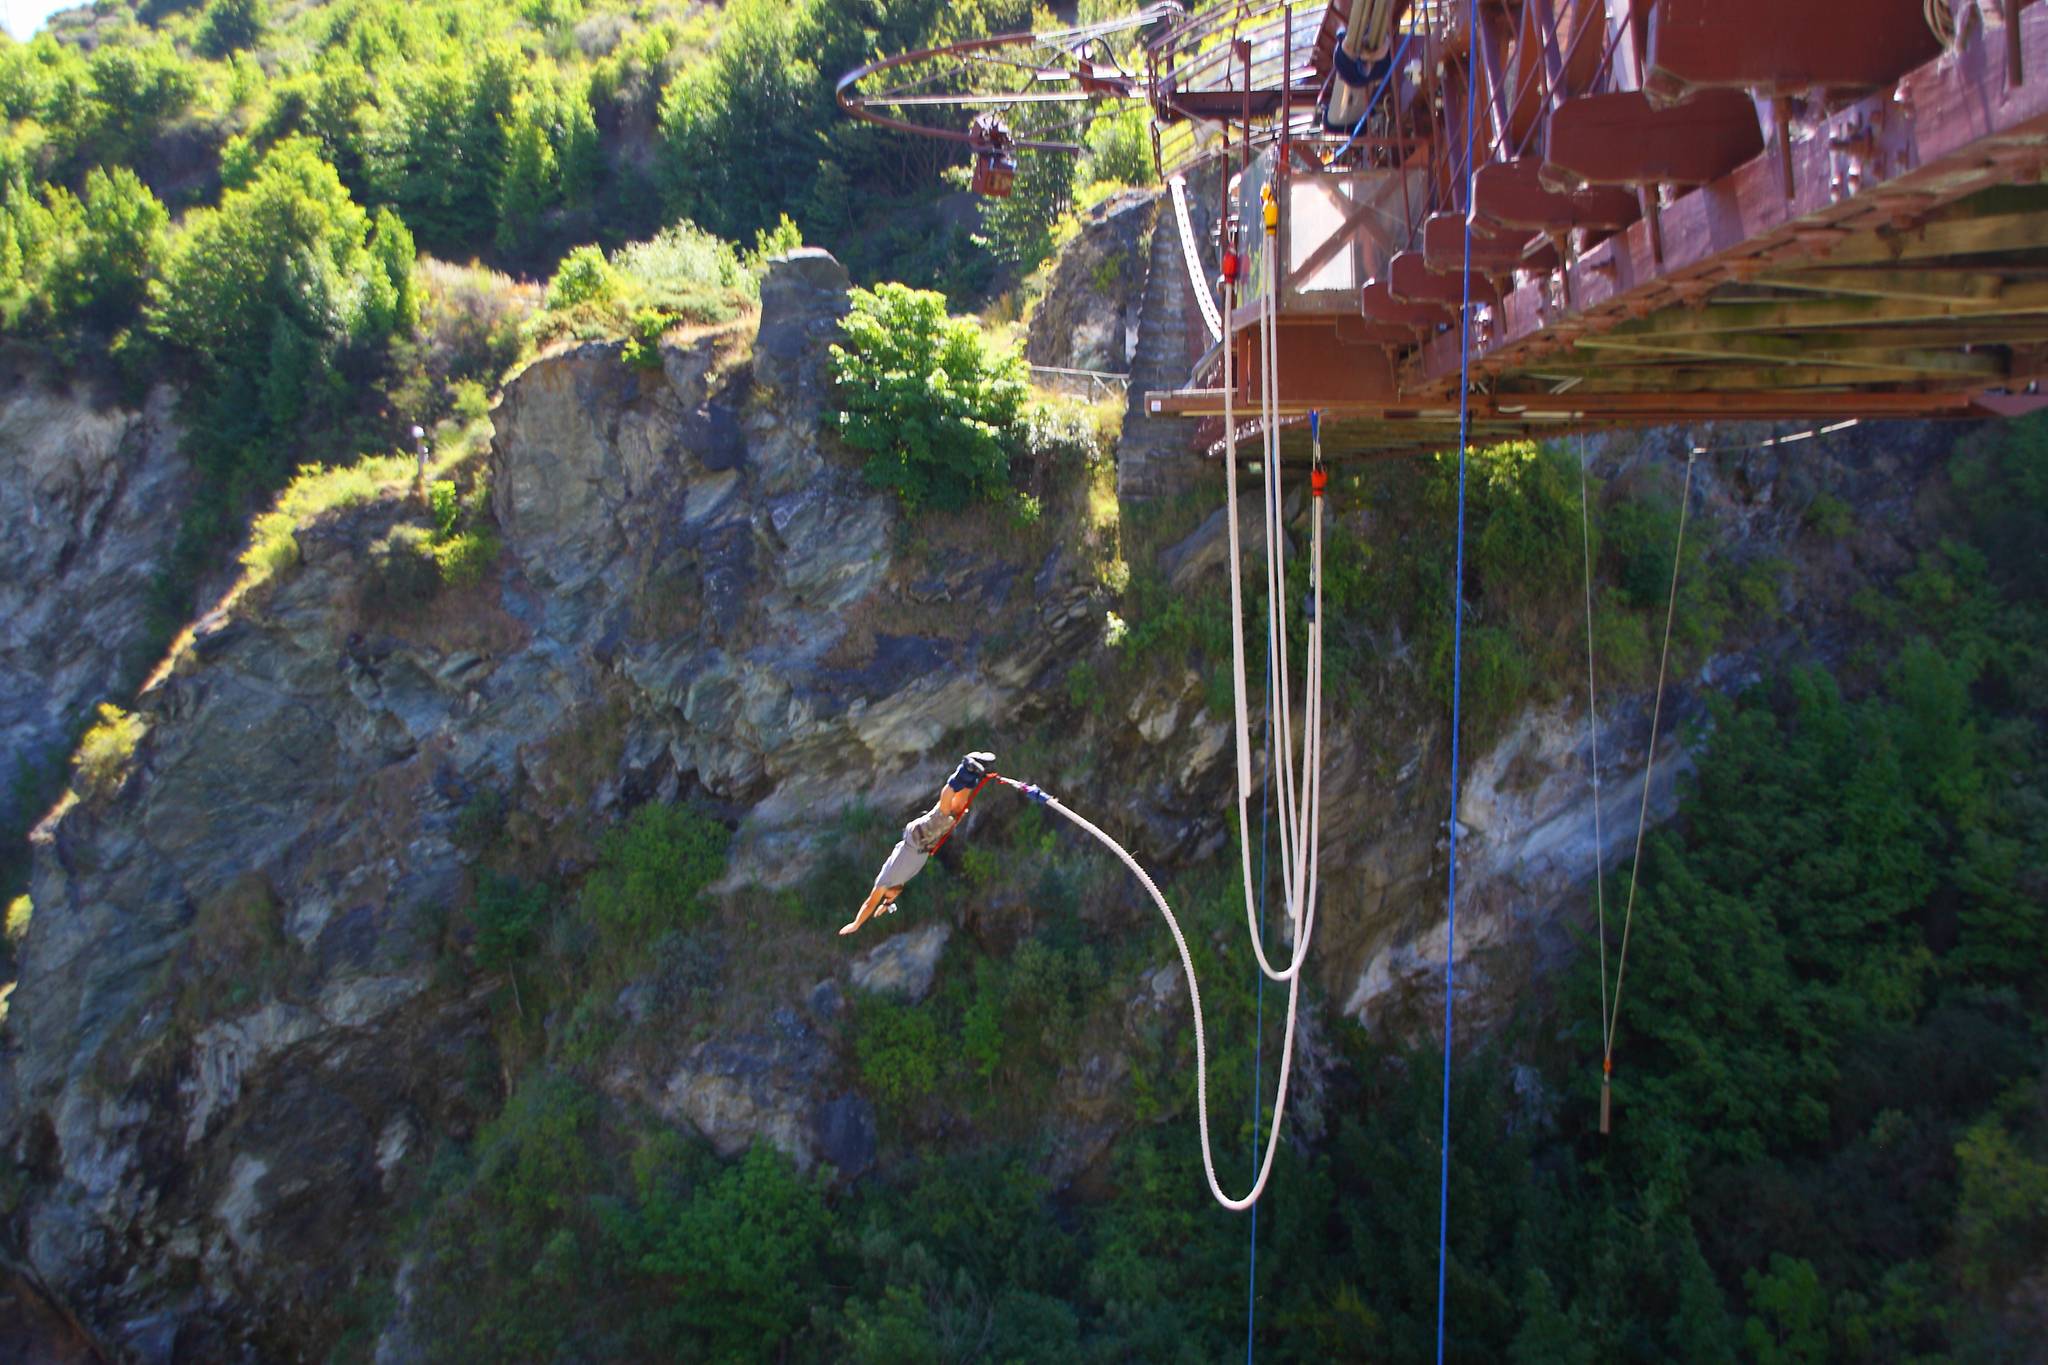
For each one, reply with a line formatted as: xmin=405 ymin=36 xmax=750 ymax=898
xmin=1261 ymin=183 xmax=1278 ymax=236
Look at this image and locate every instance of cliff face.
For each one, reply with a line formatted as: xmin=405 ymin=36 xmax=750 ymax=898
xmin=0 ymin=243 xmax=1963 ymax=1358
xmin=0 ymin=252 xmax=1108 ymax=1359
xmin=0 ymin=365 xmax=186 ymax=832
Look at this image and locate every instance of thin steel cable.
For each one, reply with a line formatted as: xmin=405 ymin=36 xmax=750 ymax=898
xmin=1602 ymin=453 xmax=1698 ymax=1064
xmin=1435 ymin=0 xmax=1479 ymax=1354
xmin=1578 ymin=431 xmax=1610 ymax=1042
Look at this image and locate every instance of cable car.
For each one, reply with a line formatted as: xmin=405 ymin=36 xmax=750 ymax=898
xmin=968 ymin=113 xmax=1017 ymax=198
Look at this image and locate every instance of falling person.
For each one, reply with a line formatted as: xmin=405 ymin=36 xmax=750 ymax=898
xmin=839 ymin=752 xmax=995 ymax=936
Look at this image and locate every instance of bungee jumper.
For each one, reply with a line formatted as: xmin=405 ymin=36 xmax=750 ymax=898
xmin=840 ymin=751 xmax=997 ymax=936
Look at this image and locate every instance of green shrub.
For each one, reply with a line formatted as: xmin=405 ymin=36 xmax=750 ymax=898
xmin=1804 ymin=490 xmax=1854 ymax=539
xmin=150 ymin=137 xmax=413 ymax=376
xmin=0 ymin=166 xmax=166 ymax=333
xmin=854 ymin=994 xmax=944 ymax=1114
xmin=390 ymin=257 xmax=533 ymax=423
xmin=1065 ymin=660 xmax=1101 ymax=712
xmin=196 ymin=0 xmax=264 ymax=58
xmin=73 ymin=703 xmax=146 ymax=800
xmin=619 ymin=1141 xmax=831 ymax=1358
xmin=547 ymin=244 xmax=616 ymax=310
xmin=531 ymin=221 xmax=760 ymax=351
xmin=1428 ymin=622 xmax=1534 ymax=747
xmin=470 ymin=872 xmax=547 ymax=972
xmin=4 ymin=894 xmax=30 ymax=946
xmin=582 ymin=803 xmax=730 ymax=952
xmin=830 ymin=282 xmax=1029 ymax=511
xmin=428 ymin=480 xmax=461 ymax=538
xmin=452 ymin=790 xmax=507 ymax=851
xmin=432 ymin=530 xmax=499 ymax=588
xmin=741 ymin=211 xmax=803 ymax=271
xmin=1956 ymin=1100 xmax=2048 ymax=1291
xmin=1081 ymin=105 xmax=1154 ymax=187
xmin=365 ymin=524 xmax=442 ymax=613
xmin=620 ymin=306 xmax=673 ymax=369
xmin=613 ymin=221 xmax=752 ymax=317
xmin=450 ymin=379 xmax=492 ymax=422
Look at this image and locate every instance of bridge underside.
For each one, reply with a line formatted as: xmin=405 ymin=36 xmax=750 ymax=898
xmin=1146 ymin=0 xmax=2048 ymax=461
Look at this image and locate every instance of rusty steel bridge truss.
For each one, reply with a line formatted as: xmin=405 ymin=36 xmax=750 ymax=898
xmin=840 ymin=0 xmax=2048 ymax=459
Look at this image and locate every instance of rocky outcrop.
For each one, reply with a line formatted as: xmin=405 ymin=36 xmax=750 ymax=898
xmin=0 ymin=369 xmax=187 ymax=829
xmin=848 ymin=920 xmax=951 ymax=1001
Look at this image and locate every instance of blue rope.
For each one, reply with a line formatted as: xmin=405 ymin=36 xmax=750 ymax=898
xmin=1245 ymin=592 xmax=1274 ymax=1363
xmin=1434 ymin=3 xmax=1479 ymax=1360
xmin=1331 ymin=30 xmax=1414 ymax=164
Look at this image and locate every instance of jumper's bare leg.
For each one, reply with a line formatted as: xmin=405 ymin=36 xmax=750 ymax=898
xmin=840 ymin=885 xmax=893 ymax=936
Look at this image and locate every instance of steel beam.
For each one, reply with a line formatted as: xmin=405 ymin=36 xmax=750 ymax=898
xmin=1543 ymin=89 xmax=1764 ymax=188
xmin=1644 ymin=0 xmax=1940 ymax=104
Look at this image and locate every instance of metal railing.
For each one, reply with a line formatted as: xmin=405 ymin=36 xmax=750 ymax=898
xmin=1028 ymin=365 xmax=1133 ymax=402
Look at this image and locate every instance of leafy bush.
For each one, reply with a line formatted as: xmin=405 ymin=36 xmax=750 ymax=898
xmin=581 ymin=802 xmax=730 ymax=952
xmin=72 ymin=703 xmax=146 ymax=800
xmin=196 ymin=0 xmax=264 ymax=57
xmin=620 ymin=305 xmax=672 ymax=369
xmin=546 ymin=243 xmax=617 ymax=310
xmin=469 ymin=872 xmax=548 ymax=973
xmin=854 ymin=994 xmax=944 ymax=1114
xmin=150 ymin=138 xmax=414 ymax=377
xmin=533 ymin=221 xmax=763 ymax=351
xmin=4 ymin=894 xmax=31 ymax=946
xmin=389 ymin=257 xmax=535 ymax=422
xmin=830 ymin=282 xmax=1029 ymax=511
xmin=364 ymin=524 xmax=442 ymax=613
xmin=1080 ymin=104 xmax=1155 ymax=188
xmin=1804 ymin=490 xmax=1854 ymax=539
xmin=431 ymin=529 xmax=500 ymax=588
xmin=612 ymin=220 xmax=754 ymax=314
xmin=0 ymin=166 xmax=166 ymax=333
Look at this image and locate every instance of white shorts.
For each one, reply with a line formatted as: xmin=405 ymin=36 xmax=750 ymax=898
xmin=872 ymin=837 xmax=929 ymax=891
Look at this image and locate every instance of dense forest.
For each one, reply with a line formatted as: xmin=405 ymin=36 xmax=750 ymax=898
xmin=4 ymin=0 xmax=2047 ymax=1360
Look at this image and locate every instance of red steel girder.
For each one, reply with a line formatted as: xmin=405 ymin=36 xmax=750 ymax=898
xmin=1473 ymin=158 xmax=1641 ymax=233
xmin=1645 ymin=0 xmax=1942 ymax=105
xmin=1424 ymin=212 xmax=1528 ymax=266
xmin=1336 ymin=315 xmax=1437 ymax=346
xmin=1361 ymin=281 xmax=1456 ymax=327
xmin=1150 ymin=383 xmax=1983 ymax=422
xmin=1390 ymin=251 xmax=1501 ymax=306
xmin=1233 ymin=320 xmax=1403 ymax=409
xmin=1543 ymin=89 xmax=1764 ymax=188
xmin=1418 ymin=2 xmax=2048 ymax=390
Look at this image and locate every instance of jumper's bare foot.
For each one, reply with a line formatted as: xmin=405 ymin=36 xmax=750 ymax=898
xmin=838 ymin=918 xmax=863 ymax=936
